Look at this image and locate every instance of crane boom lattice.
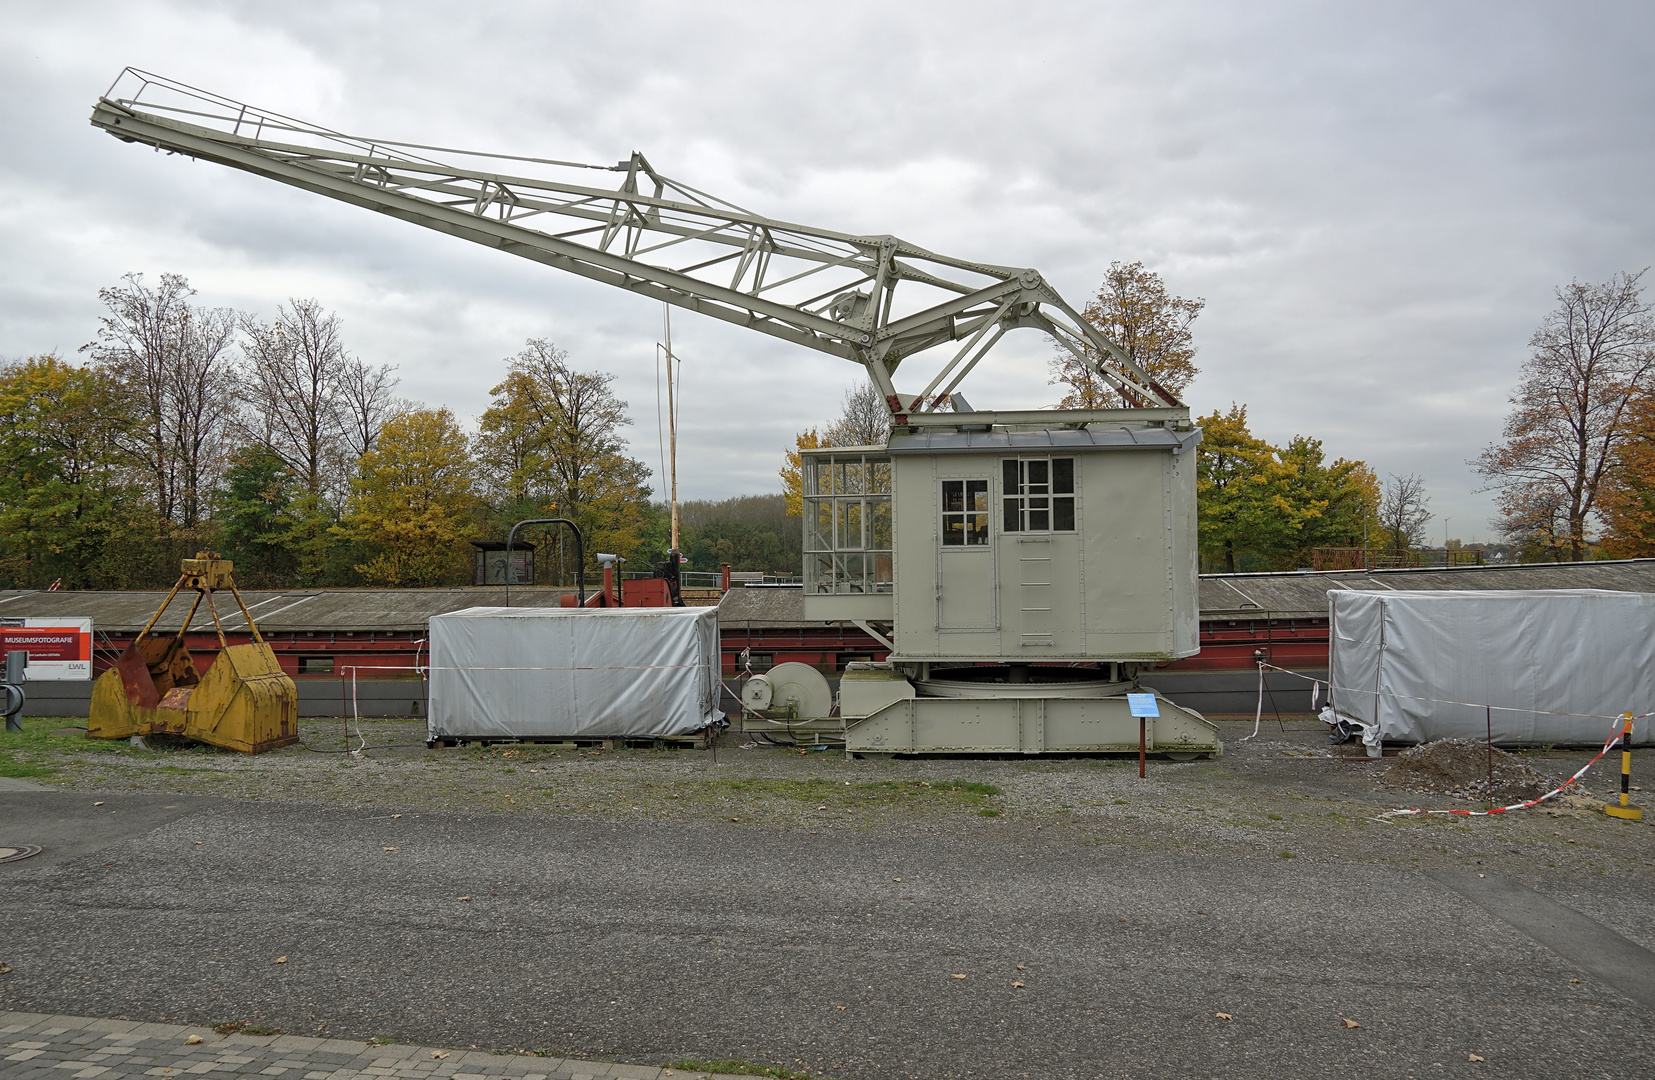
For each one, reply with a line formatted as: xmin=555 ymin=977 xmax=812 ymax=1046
xmin=89 ymin=68 xmax=1176 ymax=414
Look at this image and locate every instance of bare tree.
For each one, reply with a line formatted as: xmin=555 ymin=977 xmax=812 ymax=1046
xmin=1476 ymin=271 xmax=1655 ymax=561
xmin=167 ymin=305 xmax=238 ymax=527
xmin=81 ymin=272 xmax=237 ymax=527
xmin=337 ymin=358 xmax=402 ymax=460
xmin=236 ymin=299 xmax=356 ymax=497
xmin=1379 ymin=472 xmax=1432 ymax=550
xmin=825 ymin=381 xmax=890 ymax=447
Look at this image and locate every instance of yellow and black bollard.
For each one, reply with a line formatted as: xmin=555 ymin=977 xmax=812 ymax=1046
xmin=1605 ymin=713 xmax=1643 ymax=821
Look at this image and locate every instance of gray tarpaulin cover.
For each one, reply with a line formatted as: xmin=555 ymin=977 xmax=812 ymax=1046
xmin=1328 ymin=589 xmax=1654 ymax=746
xmin=428 ymin=606 xmax=722 ymax=740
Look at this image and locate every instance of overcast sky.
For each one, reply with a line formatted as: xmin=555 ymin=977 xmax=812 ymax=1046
xmin=4 ymin=0 xmax=1653 ymax=544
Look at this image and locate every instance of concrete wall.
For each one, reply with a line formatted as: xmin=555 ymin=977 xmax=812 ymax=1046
xmin=20 ymin=670 xmax=1312 ymax=725
xmin=1144 ymin=669 xmax=1324 ymax=717
xmin=18 ymin=678 xmax=430 ymax=720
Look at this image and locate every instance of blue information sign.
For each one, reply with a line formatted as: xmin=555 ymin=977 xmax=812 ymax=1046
xmin=1126 ymin=693 xmax=1160 ymax=718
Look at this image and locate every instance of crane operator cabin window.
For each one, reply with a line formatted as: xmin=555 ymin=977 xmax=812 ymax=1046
xmin=804 ymin=452 xmax=892 ymax=593
xmin=941 ymin=479 xmax=990 ymax=545
xmin=1003 ymin=458 xmax=1075 ymax=532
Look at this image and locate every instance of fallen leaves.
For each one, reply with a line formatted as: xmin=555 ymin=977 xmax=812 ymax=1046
xmin=430 ymin=1051 xmax=448 ymax=1060
xmin=1016 ymin=964 xmax=1027 ymax=971
xmin=892 ymin=877 xmax=902 ymax=882
xmin=0 ymin=962 xmax=11 ymax=974
xmin=1011 ymin=981 xmax=1026 ymax=989
xmin=93 ymin=801 xmax=104 ymax=806
xmin=184 ymin=1035 xmax=203 ymax=1045
xmin=1215 ymin=1012 xmax=1232 ymax=1021
xmin=383 ymin=847 xmax=397 ymax=851
xmin=275 ymin=956 xmax=288 ymax=964
xmin=1469 ymin=1053 xmax=1485 ymax=1062
xmin=457 ymin=896 xmax=472 ymax=902
xmin=836 ymin=1005 xmax=847 ymax=1011
xmin=1570 ymin=978 xmax=1582 ymax=984
xmin=391 ymin=813 xmax=402 ymax=819
xmin=950 ymin=973 xmax=967 ymax=980
xmin=1341 ymin=1018 xmax=1361 ymax=1029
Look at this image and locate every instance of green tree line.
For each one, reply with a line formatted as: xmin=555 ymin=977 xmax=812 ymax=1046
xmin=4 ymin=269 xmax=1414 ymax=592
xmin=0 ymin=273 xmax=693 ymax=590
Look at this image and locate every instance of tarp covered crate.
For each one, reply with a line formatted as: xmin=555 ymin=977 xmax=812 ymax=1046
xmin=1328 ymin=589 xmax=1655 ymax=746
xmin=428 ymin=606 xmax=723 ymax=740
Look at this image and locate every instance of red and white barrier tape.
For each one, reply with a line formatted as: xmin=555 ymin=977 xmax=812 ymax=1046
xmin=1379 ymin=723 xmax=1627 ymax=819
xmin=1241 ymin=660 xmax=1647 ymax=819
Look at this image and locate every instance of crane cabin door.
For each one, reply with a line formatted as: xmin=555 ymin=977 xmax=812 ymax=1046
xmin=998 ymin=456 xmax=1082 ymax=654
xmin=936 ymin=473 xmax=995 ymax=635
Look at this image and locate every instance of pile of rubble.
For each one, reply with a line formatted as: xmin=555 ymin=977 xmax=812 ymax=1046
xmin=1381 ymin=739 xmax=1579 ymax=805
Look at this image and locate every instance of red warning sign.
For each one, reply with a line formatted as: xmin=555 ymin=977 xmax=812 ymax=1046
xmin=0 ymin=618 xmax=93 ymax=680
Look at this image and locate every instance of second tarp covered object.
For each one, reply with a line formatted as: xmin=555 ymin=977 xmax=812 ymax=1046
xmin=1328 ymin=589 xmax=1654 ymax=746
xmin=428 ymin=605 xmax=722 ymax=740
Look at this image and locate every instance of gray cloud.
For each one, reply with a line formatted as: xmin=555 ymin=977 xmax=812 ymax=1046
xmin=3 ymin=0 xmax=1653 ymax=542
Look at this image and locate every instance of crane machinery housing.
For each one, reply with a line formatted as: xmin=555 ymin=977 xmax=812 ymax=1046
xmin=89 ymin=69 xmax=1221 ymax=758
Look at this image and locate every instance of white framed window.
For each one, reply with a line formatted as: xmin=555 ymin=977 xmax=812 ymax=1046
xmin=1002 ymin=458 xmax=1075 ymax=532
xmin=941 ymin=478 xmax=990 ymax=546
xmin=803 ymin=451 xmax=893 ymax=593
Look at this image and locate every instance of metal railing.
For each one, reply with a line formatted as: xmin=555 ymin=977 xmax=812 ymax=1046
xmin=1312 ymin=547 xmax=1486 ymax=571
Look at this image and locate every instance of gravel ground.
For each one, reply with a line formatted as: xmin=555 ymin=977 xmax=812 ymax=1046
xmin=4 ymin=715 xmax=1654 ymax=1080
xmin=3 ymin=714 xmax=1649 ymax=876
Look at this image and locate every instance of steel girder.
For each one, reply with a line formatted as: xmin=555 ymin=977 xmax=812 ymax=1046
xmin=89 ymin=69 xmax=1176 ymax=414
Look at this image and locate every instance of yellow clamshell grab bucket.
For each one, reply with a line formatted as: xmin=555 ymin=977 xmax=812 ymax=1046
xmin=88 ymin=552 xmax=298 ymax=754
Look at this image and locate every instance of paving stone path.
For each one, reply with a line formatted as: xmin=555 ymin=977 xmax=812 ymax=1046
xmin=0 ymin=1014 xmax=749 ymax=1080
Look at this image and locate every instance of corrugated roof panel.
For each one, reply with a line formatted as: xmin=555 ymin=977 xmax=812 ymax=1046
xmin=7 ymin=560 xmax=1653 ymax=632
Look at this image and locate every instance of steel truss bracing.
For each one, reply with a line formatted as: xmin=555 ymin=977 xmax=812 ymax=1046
xmin=90 ymin=69 xmax=1177 ymax=415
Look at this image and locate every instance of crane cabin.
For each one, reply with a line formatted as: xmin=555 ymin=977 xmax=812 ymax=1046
xmin=801 ymin=408 xmax=1200 ymax=663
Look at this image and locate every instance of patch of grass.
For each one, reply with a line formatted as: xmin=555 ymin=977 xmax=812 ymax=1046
xmin=1278 ymin=850 xmax=1297 ymax=859
xmin=0 ymin=758 xmax=54 ymax=777
xmin=241 ymin=1025 xmax=280 ymax=1036
xmin=977 ymin=808 xmax=1002 ymax=817
xmin=668 ymin=1061 xmax=835 ymax=1080
xmin=0 ymin=716 xmax=135 ymax=775
xmin=1266 ymin=813 xmax=1284 ymax=821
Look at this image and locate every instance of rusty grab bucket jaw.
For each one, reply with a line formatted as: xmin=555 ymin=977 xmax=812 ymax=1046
xmin=87 ymin=552 xmax=297 ymax=754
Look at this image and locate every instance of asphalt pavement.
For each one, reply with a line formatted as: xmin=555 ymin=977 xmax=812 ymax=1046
xmin=3 ymin=788 xmax=1653 ymax=1080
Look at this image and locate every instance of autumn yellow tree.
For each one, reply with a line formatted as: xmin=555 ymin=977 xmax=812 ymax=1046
xmin=475 ymin=339 xmax=655 ymax=572
xmin=780 ymin=428 xmax=823 ymax=517
xmin=1477 ymin=271 xmax=1655 ymax=562
xmin=345 ymin=406 xmax=478 ymax=586
xmin=1196 ymin=405 xmax=1294 ymax=572
xmin=1597 ymin=390 xmax=1655 ymax=556
xmin=780 ymin=383 xmax=893 ymax=516
xmin=1051 ymin=261 xmax=1204 ymax=407
xmin=0 ymin=355 xmax=151 ymax=588
xmin=1195 ymin=405 xmax=1378 ymax=571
